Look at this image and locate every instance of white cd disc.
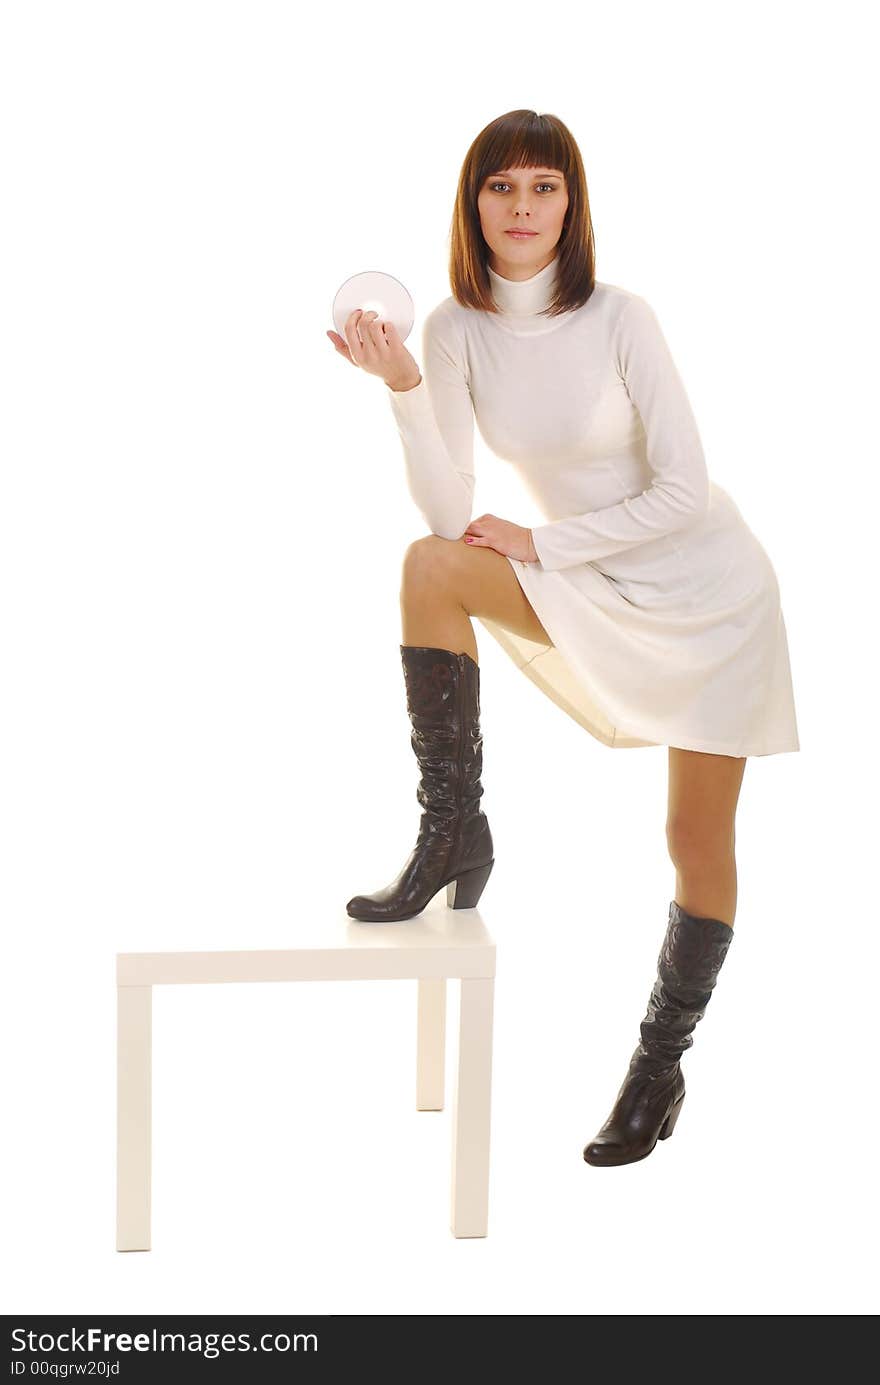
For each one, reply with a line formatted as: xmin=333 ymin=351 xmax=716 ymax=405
xmin=332 ymin=270 xmax=415 ymax=344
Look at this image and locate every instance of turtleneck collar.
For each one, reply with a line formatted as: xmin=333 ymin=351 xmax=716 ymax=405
xmin=487 ymin=253 xmax=560 ymax=317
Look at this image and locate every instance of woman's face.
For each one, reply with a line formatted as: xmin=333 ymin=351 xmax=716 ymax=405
xmin=476 ymin=165 xmax=569 ymax=280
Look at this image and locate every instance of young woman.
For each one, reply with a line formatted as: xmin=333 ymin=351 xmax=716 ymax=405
xmin=326 ymin=109 xmax=799 ymax=1167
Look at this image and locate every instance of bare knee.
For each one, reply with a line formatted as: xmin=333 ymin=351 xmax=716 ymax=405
xmin=401 ymin=535 xmax=461 ymax=596
xmin=666 ymin=818 xmax=735 ymax=874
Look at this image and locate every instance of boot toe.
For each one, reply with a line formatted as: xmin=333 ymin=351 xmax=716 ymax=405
xmin=346 ymin=895 xmax=382 ymax=920
xmin=583 ymin=1130 xmax=656 ymax=1166
xmin=583 ymin=1139 xmax=628 ymax=1167
xmin=346 ymin=893 xmax=421 ymax=922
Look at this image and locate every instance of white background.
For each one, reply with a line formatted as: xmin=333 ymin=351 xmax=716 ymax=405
xmin=2 ymin=0 xmax=877 ymax=1316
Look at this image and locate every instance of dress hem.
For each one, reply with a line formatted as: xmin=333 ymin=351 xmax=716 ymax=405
xmin=476 ymin=612 xmax=800 ymax=760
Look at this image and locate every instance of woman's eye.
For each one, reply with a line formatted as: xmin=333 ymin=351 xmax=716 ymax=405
xmin=490 ymin=183 xmax=555 ymax=193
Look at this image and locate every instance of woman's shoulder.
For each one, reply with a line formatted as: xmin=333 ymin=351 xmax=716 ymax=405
xmin=418 ymin=296 xmax=469 ymax=349
xmin=592 ymin=280 xmax=652 ymax=316
xmin=424 ymin=295 xmax=460 ymax=329
xmin=591 ymin=282 xmax=666 ymax=344
xmin=593 ymin=279 xmax=638 ymax=302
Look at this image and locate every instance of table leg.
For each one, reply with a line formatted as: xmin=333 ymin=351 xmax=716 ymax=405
xmin=416 ymin=977 xmax=446 ymax=1111
xmin=450 ymin=977 xmax=494 ymax=1238
xmin=117 ymin=984 xmax=151 ymax=1251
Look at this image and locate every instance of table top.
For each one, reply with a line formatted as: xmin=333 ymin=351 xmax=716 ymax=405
xmin=116 ymin=902 xmax=496 ymax=985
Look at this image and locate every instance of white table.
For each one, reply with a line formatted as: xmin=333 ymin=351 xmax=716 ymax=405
xmin=116 ymin=908 xmax=496 ymax=1247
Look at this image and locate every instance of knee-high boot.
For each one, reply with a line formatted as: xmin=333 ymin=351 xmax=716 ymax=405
xmin=346 ymin=645 xmax=494 ymax=923
xmin=583 ymin=900 xmax=734 ymax=1166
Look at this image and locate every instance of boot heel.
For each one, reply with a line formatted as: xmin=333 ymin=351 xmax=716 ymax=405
xmin=658 ymin=1091 xmax=685 ymax=1140
xmin=445 ymin=860 xmax=494 ymax=910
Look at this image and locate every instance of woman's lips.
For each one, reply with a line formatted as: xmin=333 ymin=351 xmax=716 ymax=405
xmin=506 ymin=230 xmax=538 ymax=238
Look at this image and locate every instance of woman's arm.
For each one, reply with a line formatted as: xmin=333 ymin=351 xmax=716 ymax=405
xmin=529 ymin=294 xmax=711 ymax=571
xmin=386 ymin=305 xmax=475 ymax=540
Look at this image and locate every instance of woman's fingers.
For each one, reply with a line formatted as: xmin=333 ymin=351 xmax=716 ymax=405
xmin=343 ymin=309 xmax=387 ymax=371
xmin=363 ymin=313 xmax=389 ymax=360
xmin=326 ymin=329 xmax=356 ymax=363
xmin=344 ymin=308 xmax=372 ymax=360
xmin=344 ymin=309 xmax=365 ymax=362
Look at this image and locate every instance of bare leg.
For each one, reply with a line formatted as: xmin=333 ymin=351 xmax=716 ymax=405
xmin=666 ymin=748 xmax=748 ymax=927
xmin=400 ymin=535 xmax=551 ymax=662
xmin=401 ymin=554 xmax=478 ymax=660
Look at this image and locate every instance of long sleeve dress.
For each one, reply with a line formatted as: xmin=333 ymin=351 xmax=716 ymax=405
xmin=386 ymin=254 xmax=800 ymax=758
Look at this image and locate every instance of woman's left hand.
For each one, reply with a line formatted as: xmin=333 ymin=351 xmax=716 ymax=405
xmin=463 ymin=514 xmax=537 ymax=563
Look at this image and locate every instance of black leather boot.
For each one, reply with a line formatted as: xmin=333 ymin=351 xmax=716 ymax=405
xmin=583 ymin=900 xmax=734 ymax=1167
xmin=346 ymin=645 xmax=494 ymax=923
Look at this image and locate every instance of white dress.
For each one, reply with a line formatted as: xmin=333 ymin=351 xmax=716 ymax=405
xmin=386 ymin=255 xmax=800 ymax=758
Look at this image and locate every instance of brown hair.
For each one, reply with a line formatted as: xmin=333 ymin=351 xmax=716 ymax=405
xmin=448 ymin=109 xmax=597 ymax=318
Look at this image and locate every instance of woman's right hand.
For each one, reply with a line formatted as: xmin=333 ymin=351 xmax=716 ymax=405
xmin=326 ymin=309 xmax=422 ymax=390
